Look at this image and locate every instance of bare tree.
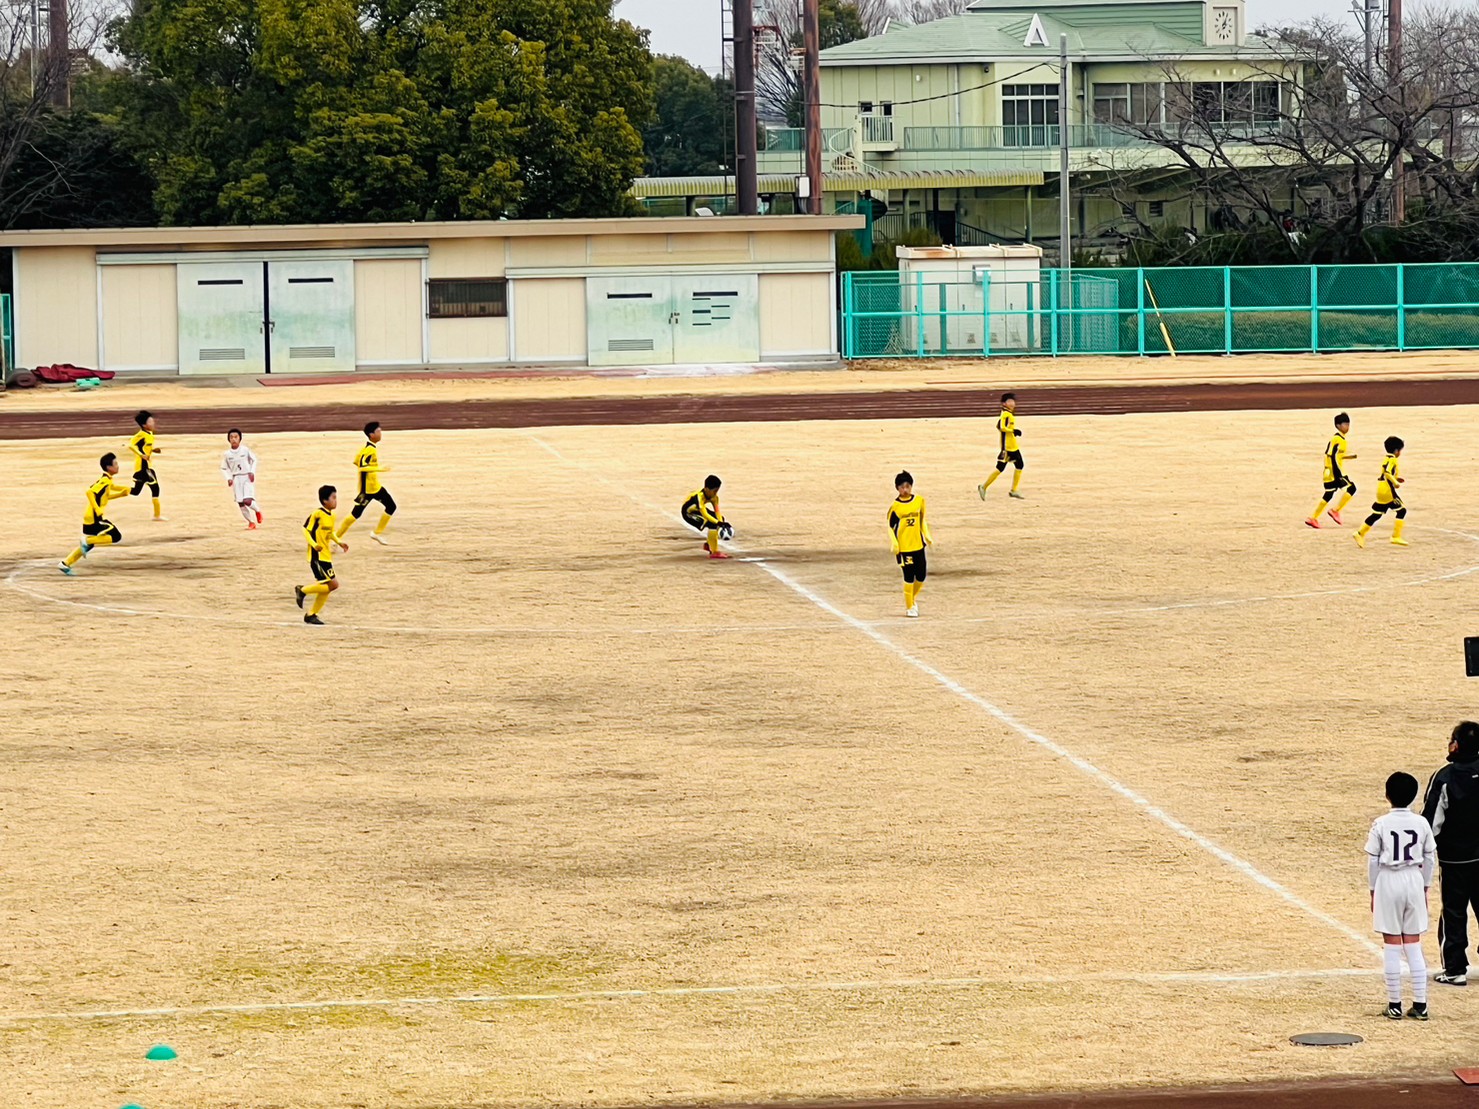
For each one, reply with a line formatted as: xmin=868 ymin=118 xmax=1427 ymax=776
xmin=0 ymin=0 xmax=126 ymax=228
xmin=1101 ymin=7 xmax=1479 ymax=260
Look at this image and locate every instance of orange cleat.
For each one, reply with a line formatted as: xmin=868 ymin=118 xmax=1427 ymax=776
xmin=1304 ymin=517 xmax=1321 ymax=529
xmin=1327 ymin=509 xmax=1344 ymax=526
xmin=708 ymin=550 xmax=732 ymax=560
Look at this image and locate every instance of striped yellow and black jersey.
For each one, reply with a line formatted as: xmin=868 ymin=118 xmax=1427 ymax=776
xmin=83 ymin=473 xmax=129 ymax=525
xmin=128 ymin=429 xmax=156 ymax=468
xmin=887 ymin=494 xmax=931 ymax=553
xmin=996 ymin=410 xmax=1020 ymax=452
xmin=303 ymin=508 xmax=338 ymax=560
xmin=1376 ymin=455 xmax=1401 ymax=503
xmin=682 ymin=489 xmax=723 ymax=524
xmin=1323 ymin=431 xmax=1350 ymax=483
xmin=354 ymin=442 xmax=383 ymax=496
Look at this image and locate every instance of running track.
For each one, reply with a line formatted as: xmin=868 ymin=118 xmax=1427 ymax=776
xmin=5 ymin=377 xmax=1479 ymax=438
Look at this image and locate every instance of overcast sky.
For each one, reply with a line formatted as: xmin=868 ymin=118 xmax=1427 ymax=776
xmin=616 ymin=0 xmax=1389 ymax=72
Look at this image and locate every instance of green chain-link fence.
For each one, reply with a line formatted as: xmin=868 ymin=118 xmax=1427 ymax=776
xmin=1 ymin=294 xmax=12 ymax=377
xmin=841 ymin=264 xmax=1479 ymax=358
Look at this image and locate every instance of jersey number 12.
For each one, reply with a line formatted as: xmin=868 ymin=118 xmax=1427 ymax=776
xmin=1389 ymin=829 xmax=1420 ymax=863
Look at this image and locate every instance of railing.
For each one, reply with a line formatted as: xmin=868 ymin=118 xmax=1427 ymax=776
xmin=1 ymin=293 xmax=11 ymax=376
xmin=761 ymin=127 xmax=851 ymax=152
xmin=903 ymin=123 xmax=1284 ymax=151
xmin=842 ymin=263 xmax=1479 ymax=359
xmin=860 ymin=115 xmax=895 ymax=145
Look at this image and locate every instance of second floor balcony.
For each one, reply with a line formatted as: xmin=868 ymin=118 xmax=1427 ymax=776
xmin=904 ymin=124 xmax=1285 ymax=150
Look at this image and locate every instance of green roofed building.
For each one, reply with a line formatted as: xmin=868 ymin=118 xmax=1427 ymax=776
xmin=633 ymin=0 xmax=1313 ymax=255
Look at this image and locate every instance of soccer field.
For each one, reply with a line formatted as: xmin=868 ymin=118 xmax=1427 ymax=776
xmin=3 ymin=405 xmax=1478 ymax=1108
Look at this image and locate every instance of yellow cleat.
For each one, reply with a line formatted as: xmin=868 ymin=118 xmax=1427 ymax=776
xmin=1353 ymin=532 xmax=1366 ymax=549
xmin=1391 ymin=536 xmax=1410 ymax=547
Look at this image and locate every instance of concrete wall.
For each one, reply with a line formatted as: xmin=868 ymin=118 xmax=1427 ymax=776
xmin=355 ymin=258 xmax=424 ymax=366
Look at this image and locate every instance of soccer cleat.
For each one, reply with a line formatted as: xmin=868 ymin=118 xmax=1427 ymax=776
xmin=905 ymin=606 xmax=919 ymax=618
xmin=1327 ymin=509 xmax=1344 ymax=525
xmin=1009 ymin=490 xmax=1026 ymax=499
xmin=152 ymin=516 xmax=169 ymax=523
xmin=976 ymin=483 xmax=987 ymax=501
xmin=1353 ymin=532 xmax=1367 ymax=549
xmin=1391 ymin=536 xmax=1410 ymax=547
xmin=1434 ymin=971 xmax=1467 ymax=987
xmin=57 ymin=561 xmax=74 ymax=576
xmin=370 ymin=533 xmax=389 ymax=546
xmin=256 ymin=511 xmax=264 ymax=523
xmin=1304 ymin=517 xmax=1321 ymax=529
xmin=708 ymin=550 xmax=731 ymax=560
xmin=294 ymin=586 xmax=306 ymax=609
xmin=246 ymin=522 xmax=257 ymax=530
xmin=303 ymin=614 xmax=325 ymax=625
xmin=1407 ymin=1003 xmax=1429 ymax=1020
xmin=78 ymin=538 xmax=93 ymax=557
xmin=1385 ymin=1002 xmax=1404 ymax=1020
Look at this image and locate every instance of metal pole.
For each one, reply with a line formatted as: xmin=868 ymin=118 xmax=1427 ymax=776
xmin=1389 ymin=0 xmax=1404 ymax=223
xmin=1058 ymin=34 xmax=1072 ymax=346
xmin=734 ymin=0 xmax=758 ymax=215
xmin=802 ymin=0 xmax=823 ymax=215
xmin=48 ymin=0 xmax=69 ymax=108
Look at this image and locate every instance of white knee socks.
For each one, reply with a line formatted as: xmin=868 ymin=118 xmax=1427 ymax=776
xmin=239 ymin=501 xmax=257 ymax=524
xmin=1384 ymin=945 xmax=1403 ymax=1002
xmin=1405 ymin=943 xmax=1428 ymax=1003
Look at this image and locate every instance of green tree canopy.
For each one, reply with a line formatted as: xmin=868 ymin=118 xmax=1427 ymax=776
xmin=643 ymin=56 xmax=730 ymax=178
xmin=106 ymin=0 xmax=653 ymax=224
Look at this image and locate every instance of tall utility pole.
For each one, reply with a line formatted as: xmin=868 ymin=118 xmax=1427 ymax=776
xmin=1388 ymin=0 xmax=1404 ymax=222
xmin=47 ymin=0 xmax=70 ymax=108
xmin=802 ymin=0 xmax=823 ymax=215
xmin=733 ymin=0 xmax=758 ymax=214
xmin=1058 ymin=33 xmax=1072 ymax=343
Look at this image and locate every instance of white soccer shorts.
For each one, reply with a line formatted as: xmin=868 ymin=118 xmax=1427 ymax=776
xmin=1373 ymin=867 xmax=1428 ymax=935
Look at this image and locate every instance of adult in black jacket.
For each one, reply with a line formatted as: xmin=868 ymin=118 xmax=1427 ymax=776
xmin=1422 ymin=721 xmax=1479 ymax=985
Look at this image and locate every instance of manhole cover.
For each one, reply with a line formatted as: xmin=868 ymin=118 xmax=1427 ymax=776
xmin=1290 ymin=1032 xmax=1364 ymax=1047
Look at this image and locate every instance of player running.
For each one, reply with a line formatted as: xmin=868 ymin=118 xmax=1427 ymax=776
xmin=128 ymin=410 xmax=166 ymax=521
xmin=978 ymin=392 xmax=1025 ymax=501
xmin=221 ymin=428 xmax=263 ymax=529
xmin=888 ymin=470 xmax=932 ymax=617
xmin=58 ymin=453 xmax=130 ymax=575
xmin=297 ymin=485 xmax=349 ymax=625
xmin=682 ymin=475 xmax=733 ymax=560
xmin=1366 ymin=771 xmax=1437 ymax=1020
xmin=1353 ymin=436 xmax=1407 ymax=548
xmin=1306 ymin=412 xmax=1357 ymax=528
xmin=337 ymin=421 xmax=396 ymax=544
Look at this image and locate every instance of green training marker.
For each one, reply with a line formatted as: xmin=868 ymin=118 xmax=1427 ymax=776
xmin=120 ymin=1104 xmax=147 ymax=1108
xmin=144 ymin=1044 xmax=177 ymax=1061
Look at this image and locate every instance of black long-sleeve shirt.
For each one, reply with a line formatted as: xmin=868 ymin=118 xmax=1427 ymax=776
xmin=1422 ymin=756 xmax=1479 ymax=864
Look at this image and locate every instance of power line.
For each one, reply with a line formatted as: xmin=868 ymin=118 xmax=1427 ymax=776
xmin=816 ymin=64 xmax=1047 ymax=108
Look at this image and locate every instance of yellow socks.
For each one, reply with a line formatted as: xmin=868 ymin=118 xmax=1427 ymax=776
xmin=302 ymin=582 xmax=331 ymax=597
xmin=982 ymin=470 xmax=1002 ymax=490
xmin=151 ymin=498 xmax=162 ymax=518
xmin=707 ymin=529 xmax=719 ymax=553
xmin=1310 ymin=499 xmax=1327 ymax=520
xmin=309 ymin=591 xmax=330 ymax=616
xmin=903 ymin=583 xmax=914 ymax=609
xmin=1011 ymin=469 xmax=1023 ymax=493
xmin=337 ymin=515 xmax=357 ymax=538
xmin=1335 ymin=491 xmax=1354 ymax=513
xmin=1393 ymin=519 xmax=1408 ymax=544
xmin=911 ymin=582 xmax=923 ymax=606
xmin=63 ymin=547 xmax=85 ymax=567
xmin=374 ymin=514 xmax=391 ymax=536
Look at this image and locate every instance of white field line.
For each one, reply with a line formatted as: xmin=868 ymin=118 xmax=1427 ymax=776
xmin=527 ymin=434 xmax=1382 ymax=959
xmin=1 ymin=968 xmax=1378 ymax=1026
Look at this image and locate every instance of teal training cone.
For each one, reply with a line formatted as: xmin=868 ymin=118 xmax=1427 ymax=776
xmin=121 ymin=1104 xmax=147 ymax=1108
xmin=144 ymin=1044 xmax=177 ymax=1061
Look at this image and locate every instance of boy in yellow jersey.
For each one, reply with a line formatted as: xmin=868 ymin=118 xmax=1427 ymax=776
xmin=1354 ymin=437 xmax=1408 ymax=549
xmin=888 ymin=470 xmax=932 ymax=617
xmin=977 ymin=392 xmax=1025 ymax=500
xmin=337 ymin=421 xmax=396 ymax=544
xmin=296 ymin=485 xmax=349 ymax=625
xmin=127 ymin=410 xmax=166 ymax=520
xmin=681 ymin=475 xmax=733 ymax=559
xmin=58 ymin=453 xmax=130 ymax=575
xmin=1307 ymin=412 xmax=1358 ymax=528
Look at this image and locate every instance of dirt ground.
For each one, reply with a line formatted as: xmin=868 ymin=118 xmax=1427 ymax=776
xmin=4 ymin=348 xmax=1479 ymax=418
xmin=4 ymin=403 xmax=1479 ymax=1109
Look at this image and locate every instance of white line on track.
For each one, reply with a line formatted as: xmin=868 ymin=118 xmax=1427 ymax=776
xmin=526 ymin=433 xmax=1383 ymax=959
xmin=1 ymin=968 xmax=1377 ymax=1026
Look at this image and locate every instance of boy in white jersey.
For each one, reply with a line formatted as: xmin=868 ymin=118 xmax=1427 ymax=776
xmin=1366 ymin=771 xmax=1437 ymax=1019
xmin=220 ymin=428 xmax=263 ymax=528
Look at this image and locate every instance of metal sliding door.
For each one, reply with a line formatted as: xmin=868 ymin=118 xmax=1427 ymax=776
xmin=176 ymin=262 xmax=266 ymax=376
xmin=267 ymin=260 xmax=356 ymax=374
